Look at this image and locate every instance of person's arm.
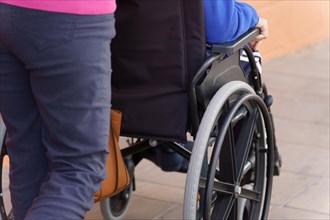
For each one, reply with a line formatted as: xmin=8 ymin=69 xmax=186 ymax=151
xmin=204 ymin=0 xmax=259 ymax=44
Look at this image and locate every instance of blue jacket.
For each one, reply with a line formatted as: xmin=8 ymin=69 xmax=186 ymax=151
xmin=204 ymin=0 xmax=259 ymax=44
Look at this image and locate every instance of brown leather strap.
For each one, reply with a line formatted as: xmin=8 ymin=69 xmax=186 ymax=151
xmin=110 ymin=121 xmax=119 ymax=191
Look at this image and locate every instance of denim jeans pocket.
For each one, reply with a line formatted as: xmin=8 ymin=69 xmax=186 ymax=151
xmin=12 ymin=8 xmax=76 ymax=51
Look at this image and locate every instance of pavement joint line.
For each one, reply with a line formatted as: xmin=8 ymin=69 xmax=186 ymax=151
xmin=274 ymin=116 xmax=330 ymax=126
xmin=276 ymin=169 xmax=329 ymax=179
xmin=134 ymin=164 xmax=155 ymax=175
xmin=274 ymin=140 xmax=328 ymax=150
xmin=283 ymin=204 xmax=330 ymax=216
xmin=153 ymin=203 xmax=181 ymax=219
xmin=133 ymin=194 xmax=182 ymax=206
xmin=276 ymin=140 xmax=330 ymax=150
xmin=135 ymin=179 xmax=185 ymax=189
xmin=269 ymin=203 xmax=330 ymax=218
xmin=279 ymin=177 xmax=323 ymax=208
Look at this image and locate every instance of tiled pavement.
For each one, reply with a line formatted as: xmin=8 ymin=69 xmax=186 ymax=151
xmin=3 ymin=40 xmax=330 ymax=219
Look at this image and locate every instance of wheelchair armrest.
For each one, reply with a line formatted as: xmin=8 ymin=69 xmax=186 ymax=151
xmin=209 ymin=28 xmax=260 ymax=55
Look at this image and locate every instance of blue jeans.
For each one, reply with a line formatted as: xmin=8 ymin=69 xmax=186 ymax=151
xmin=0 ymin=3 xmax=115 ymax=220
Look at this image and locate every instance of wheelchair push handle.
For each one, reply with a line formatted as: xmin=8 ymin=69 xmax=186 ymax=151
xmin=209 ymin=28 xmax=261 ymax=55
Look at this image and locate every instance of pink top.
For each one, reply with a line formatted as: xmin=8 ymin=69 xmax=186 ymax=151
xmin=0 ymin=0 xmax=116 ymax=14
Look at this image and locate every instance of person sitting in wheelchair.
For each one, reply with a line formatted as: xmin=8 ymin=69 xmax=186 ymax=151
xmin=134 ymin=0 xmax=281 ymax=174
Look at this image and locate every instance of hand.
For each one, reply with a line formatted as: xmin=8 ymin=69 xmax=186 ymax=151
xmin=250 ymin=17 xmax=268 ymax=50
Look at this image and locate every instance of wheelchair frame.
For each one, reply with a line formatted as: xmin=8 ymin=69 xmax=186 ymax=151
xmin=100 ymin=28 xmax=277 ymax=220
xmin=0 ymin=28 xmax=277 ymax=220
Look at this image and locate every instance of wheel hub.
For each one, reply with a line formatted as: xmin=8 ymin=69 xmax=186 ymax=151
xmin=234 ymin=185 xmax=242 ymax=198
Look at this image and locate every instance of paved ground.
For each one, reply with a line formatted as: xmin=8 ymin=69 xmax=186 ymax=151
xmin=2 ymin=40 xmax=330 ymax=219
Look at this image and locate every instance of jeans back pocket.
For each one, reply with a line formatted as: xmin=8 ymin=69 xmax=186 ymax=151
xmin=13 ymin=7 xmax=76 ymax=51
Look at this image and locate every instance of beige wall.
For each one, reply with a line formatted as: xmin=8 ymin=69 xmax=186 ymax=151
xmin=249 ymin=1 xmax=330 ymax=61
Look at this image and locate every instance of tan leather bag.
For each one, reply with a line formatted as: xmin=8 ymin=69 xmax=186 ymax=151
xmin=94 ymin=110 xmax=130 ymax=202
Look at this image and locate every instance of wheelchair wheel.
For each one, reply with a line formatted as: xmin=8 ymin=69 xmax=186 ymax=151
xmin=100 ymin=182 xmax=133 ymax=220
xmin=184 ymin=81 xmax=274 ymax=220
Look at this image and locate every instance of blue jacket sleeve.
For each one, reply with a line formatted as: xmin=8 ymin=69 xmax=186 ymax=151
xmin=204 ymin=0 xmax=259 ymax=44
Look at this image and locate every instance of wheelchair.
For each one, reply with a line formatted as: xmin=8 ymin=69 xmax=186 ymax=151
xmin=0 ymin=1 xmax=280 ymax=219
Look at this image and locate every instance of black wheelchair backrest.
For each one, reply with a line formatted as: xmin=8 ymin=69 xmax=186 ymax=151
xmin=111 ymin=0 xmax=206 ymax=142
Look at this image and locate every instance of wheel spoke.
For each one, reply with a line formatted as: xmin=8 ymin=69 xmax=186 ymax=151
xmin=201 ymin=178 xmax=261 ymax=205
xmin=228 ymin=121 xmax=237 ymax=180
xmin=218 ymin=106 xmax=237 ymax=182
xmin=211 ymin=195 xmax=236 ymax=220
xmin=240 ymin=187 xmax=261 ymax=202
xmin=231 ymin=106 xmax=248 ymax=126
xmin=213 ymin=181 xmax=235 ymax=195
xmin=236 ymin=109 xmax=258 ymax=180
xmin=200 ymin=177 xmax=237 ymax=195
